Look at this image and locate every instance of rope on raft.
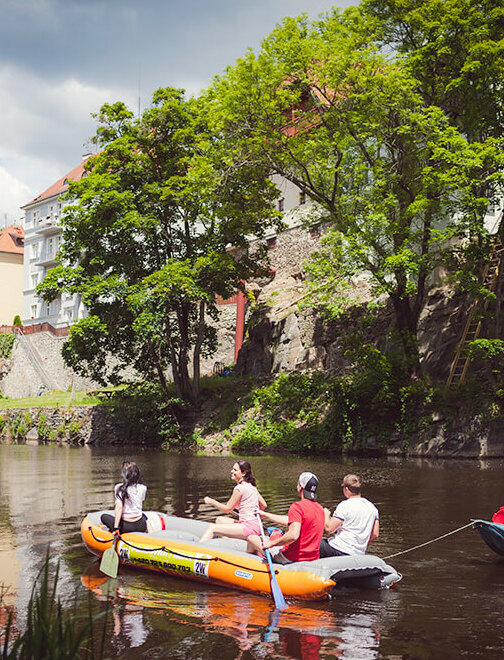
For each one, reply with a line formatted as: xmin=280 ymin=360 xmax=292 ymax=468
xmin=88 ymin=526 xmax=277 ymax=575
xmin=383 ymin=521 xmax=475 ymax=560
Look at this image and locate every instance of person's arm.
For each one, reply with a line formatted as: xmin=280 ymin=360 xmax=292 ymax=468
xmin=204 ymin=487 xmax=241 ymax=514
xmin=113 ymin=499 xmax=123 ymax=531
xmin=263 ymin=521 xmax=301 ymax=549
xmin=324 ymin=507 xmax=343 ymax=534
xmin=369 ymin=519 xmax=379 ymax=543
xmin=259 ymin=509 xmax=289 ymax=526
xmin=258 ymin=492 xmax=267 ymax=511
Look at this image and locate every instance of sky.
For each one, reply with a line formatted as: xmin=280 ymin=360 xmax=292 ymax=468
xmin=0 ymin=0 xmax=356 ymax=226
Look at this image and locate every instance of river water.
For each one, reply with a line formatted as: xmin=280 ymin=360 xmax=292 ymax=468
xmin=1 ymin=444 xmax=504 ymax=659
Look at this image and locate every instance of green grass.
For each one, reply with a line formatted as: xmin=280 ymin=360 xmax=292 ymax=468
xmin=0 ymin=389 xmax=114 ymax=409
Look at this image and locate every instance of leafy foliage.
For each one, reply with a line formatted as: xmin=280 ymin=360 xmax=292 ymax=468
xmin=38 ymin=88 xmax=280 ymax=407
xmin=0 ymin=334 xmax=15 ymax=359
xmin=209 ymin=8 xmax=504 ymax=378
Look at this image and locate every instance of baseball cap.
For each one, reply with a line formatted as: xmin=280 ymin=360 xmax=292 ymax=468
xmin=299 ymin=472 xmax=318 ymax=500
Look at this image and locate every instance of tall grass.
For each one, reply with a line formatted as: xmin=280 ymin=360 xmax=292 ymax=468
xmin=1 ymin=555 xmax=108 ymax=659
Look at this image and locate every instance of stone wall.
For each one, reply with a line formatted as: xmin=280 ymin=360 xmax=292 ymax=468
xmin=0 ymin=405 xmax=138 ymax=446
xmin=0 ymin=333 xmax=99 ymax=398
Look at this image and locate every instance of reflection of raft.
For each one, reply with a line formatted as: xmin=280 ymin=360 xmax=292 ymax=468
xmin=473 ymin=519 xmax=504 ymax=556
xmin=81 ymin=511 xmax=402 ymax=601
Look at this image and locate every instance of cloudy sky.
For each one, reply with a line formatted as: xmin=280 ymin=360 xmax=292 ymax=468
xmin=0 ymin=0 xmax=356 ymax=226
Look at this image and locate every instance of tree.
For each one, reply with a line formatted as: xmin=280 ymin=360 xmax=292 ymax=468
xmin=361 ymin=0 xmax=504 ymax=142
xmin=209 ymin=12 xmax=504 ymax=376
xmin=39 ymin=88 xmax=280 ymax=406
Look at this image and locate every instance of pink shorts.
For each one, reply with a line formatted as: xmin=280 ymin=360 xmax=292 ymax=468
xmin=239 ymin=518 xmax=261 ymax=538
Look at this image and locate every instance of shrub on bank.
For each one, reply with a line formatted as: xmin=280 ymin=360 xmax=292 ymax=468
xmin=0 ymin=334 xmax=15 ymax=359
xmin=228 ymin=367 xmax=445 ymax=455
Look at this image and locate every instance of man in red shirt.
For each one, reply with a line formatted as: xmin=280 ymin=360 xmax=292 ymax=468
xmin=260 ymin=472 xmax=325 ymax=564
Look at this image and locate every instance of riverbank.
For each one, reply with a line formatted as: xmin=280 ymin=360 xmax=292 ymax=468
xmin=1 ymin=372 xmax=504 ymax=458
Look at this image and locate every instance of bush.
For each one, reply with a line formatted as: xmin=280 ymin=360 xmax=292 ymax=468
xmin=37 ymin=414 xmax=51 ymax=442
xmin=12 ymin=315 xmax=22 ymax=327
xmin=0 ymin=334 xmax=15 ymax=359
xmin=10 ymin=411 xmax=31 ymax=439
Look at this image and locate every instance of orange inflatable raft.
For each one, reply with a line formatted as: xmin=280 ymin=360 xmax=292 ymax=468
xmin=81 ymin=511 xmax=401 ymax=601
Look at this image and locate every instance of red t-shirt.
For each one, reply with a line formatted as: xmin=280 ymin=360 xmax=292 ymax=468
xmin=283 ymin=499 xmax=325 ymax=562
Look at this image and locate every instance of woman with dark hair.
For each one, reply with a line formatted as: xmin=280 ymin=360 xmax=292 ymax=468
xmin=199 ymin=460 xmax=267 ymax=555
xmin=101 ymin=461 xmax=149 ymax=535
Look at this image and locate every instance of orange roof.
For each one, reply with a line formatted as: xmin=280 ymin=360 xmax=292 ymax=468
xmin=22 ymin=155 xmax=93 ymax=208
xmin=0 ymin=224 xmax=24 ymax=255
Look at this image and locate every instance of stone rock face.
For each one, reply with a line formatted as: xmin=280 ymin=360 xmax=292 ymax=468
xmin=234 ymin=284 xmax=472 ymax=382
xmin=387 ymin=417 xmax=504 ymax=459
xmin=417 ymin=286 xmax=469 ymax=380
xmin=235 ymin=317 xmax=273 ymax=378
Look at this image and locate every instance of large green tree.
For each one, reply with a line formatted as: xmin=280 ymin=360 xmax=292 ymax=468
xmin=208 ymin=12 xmax=504 ymax=375
xmin=361 ymin=0 xmax=504 ymax=141
xmin=39 ymin=88 xmax=280 ymax=406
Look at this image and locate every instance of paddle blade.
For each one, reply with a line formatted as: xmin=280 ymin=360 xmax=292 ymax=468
xmin=265 ymin=550 xmax=287 ymax=610
xmin=99 ymin=539 xmax=119 ymax=578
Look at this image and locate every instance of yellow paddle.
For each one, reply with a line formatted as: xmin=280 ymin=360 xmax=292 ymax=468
xmin=99 ymin=533 xmax=119 ymax=578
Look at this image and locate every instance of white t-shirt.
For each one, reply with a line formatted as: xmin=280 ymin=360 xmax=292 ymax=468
xmin=328 ymin=496 xmax=379 ymax=555
xmin=114 ymin=483 xmax=147 ymax=521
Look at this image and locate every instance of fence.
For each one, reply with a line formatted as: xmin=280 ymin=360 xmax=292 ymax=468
xmin=0 ymin=323 xmax=69 ymax=337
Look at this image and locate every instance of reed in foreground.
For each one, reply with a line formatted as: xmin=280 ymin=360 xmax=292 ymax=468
xmin=1 ymin=554 xmax=108 ymax=659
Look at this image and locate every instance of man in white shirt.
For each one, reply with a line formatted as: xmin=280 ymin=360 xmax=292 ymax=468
xmin=320 ymin=473 xmax=379 ymax=557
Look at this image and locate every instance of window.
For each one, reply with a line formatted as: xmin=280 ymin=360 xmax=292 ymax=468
xmin=32 ymin=242 xmax=40 ymax=259
xmin=31 ymin=273 xmax=38 ymax=289
xmin=31 ymin=304 xmax=38 ymax=319
xmin=65 ymin=308 xmax=73 ymax=321
xmin=278 ymin=198 xmax=285 ymax=212
xmin=46 ymin=304 xmax=51 ymax=317
xmin=299 ymin=191 xmax=306 ymax=205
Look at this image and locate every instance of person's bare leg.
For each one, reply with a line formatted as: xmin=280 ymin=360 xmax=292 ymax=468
xmin=246 ymin=534 xmax=263 ymax=556
xmin=215 ymin=516 xmax=234 ymax=525
xmin=199 ymin=523 xmax=216 ymax=542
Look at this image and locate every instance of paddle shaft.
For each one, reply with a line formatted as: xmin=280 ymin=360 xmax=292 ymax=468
xmin=256 ymin=512 xmax=287 ymax=610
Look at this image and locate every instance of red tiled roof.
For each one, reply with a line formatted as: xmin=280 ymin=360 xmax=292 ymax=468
xmin=0 ymin=224 xmax=24 ymax=255
xmin=22 ymin=155 xmax=93 ymax=208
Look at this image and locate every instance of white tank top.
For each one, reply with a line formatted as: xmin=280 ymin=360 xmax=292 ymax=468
xmin=114 ymin=483 xmax=147 ymax=521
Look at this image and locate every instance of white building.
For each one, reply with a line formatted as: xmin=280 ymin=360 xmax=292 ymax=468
xmin=21 ymin=157 xmax=91 ymax=328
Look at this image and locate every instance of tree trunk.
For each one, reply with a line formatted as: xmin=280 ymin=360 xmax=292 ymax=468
xmin=191 ymin=300 xmax=206 ymax=407
xmin=390 ymin=294 xmax=423 ymax=379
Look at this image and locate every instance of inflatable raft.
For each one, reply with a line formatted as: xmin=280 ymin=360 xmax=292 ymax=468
xmin=81 ymin=511 xmax=402 ymax=601
xmin=473 ymin=519 xmax=504 ymax=556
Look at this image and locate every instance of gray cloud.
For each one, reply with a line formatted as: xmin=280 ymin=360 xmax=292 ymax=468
xmin=0 ymin=0 xmax=356 ymax=223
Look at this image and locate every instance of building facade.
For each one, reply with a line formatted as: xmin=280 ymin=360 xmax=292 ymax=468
xmin=21 ymin=157 xmax=91 ymax=328
xmin=0 ymin=225 xmax=24 ymax=325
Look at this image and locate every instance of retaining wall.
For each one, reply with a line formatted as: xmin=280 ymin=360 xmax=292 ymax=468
xmin=0 ymin=405 xmax=138 ymax=446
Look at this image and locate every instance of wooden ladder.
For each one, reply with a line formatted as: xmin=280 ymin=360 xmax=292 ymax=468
xmin=447 ymin=240 xmax=504 ymax=385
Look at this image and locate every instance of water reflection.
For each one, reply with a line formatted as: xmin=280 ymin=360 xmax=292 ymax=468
xmin=81 ymin=563 xmax=387 ymax=659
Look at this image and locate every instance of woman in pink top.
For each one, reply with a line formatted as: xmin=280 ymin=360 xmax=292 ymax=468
xmin=199 ymin=460 xmax=267 ymax=555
